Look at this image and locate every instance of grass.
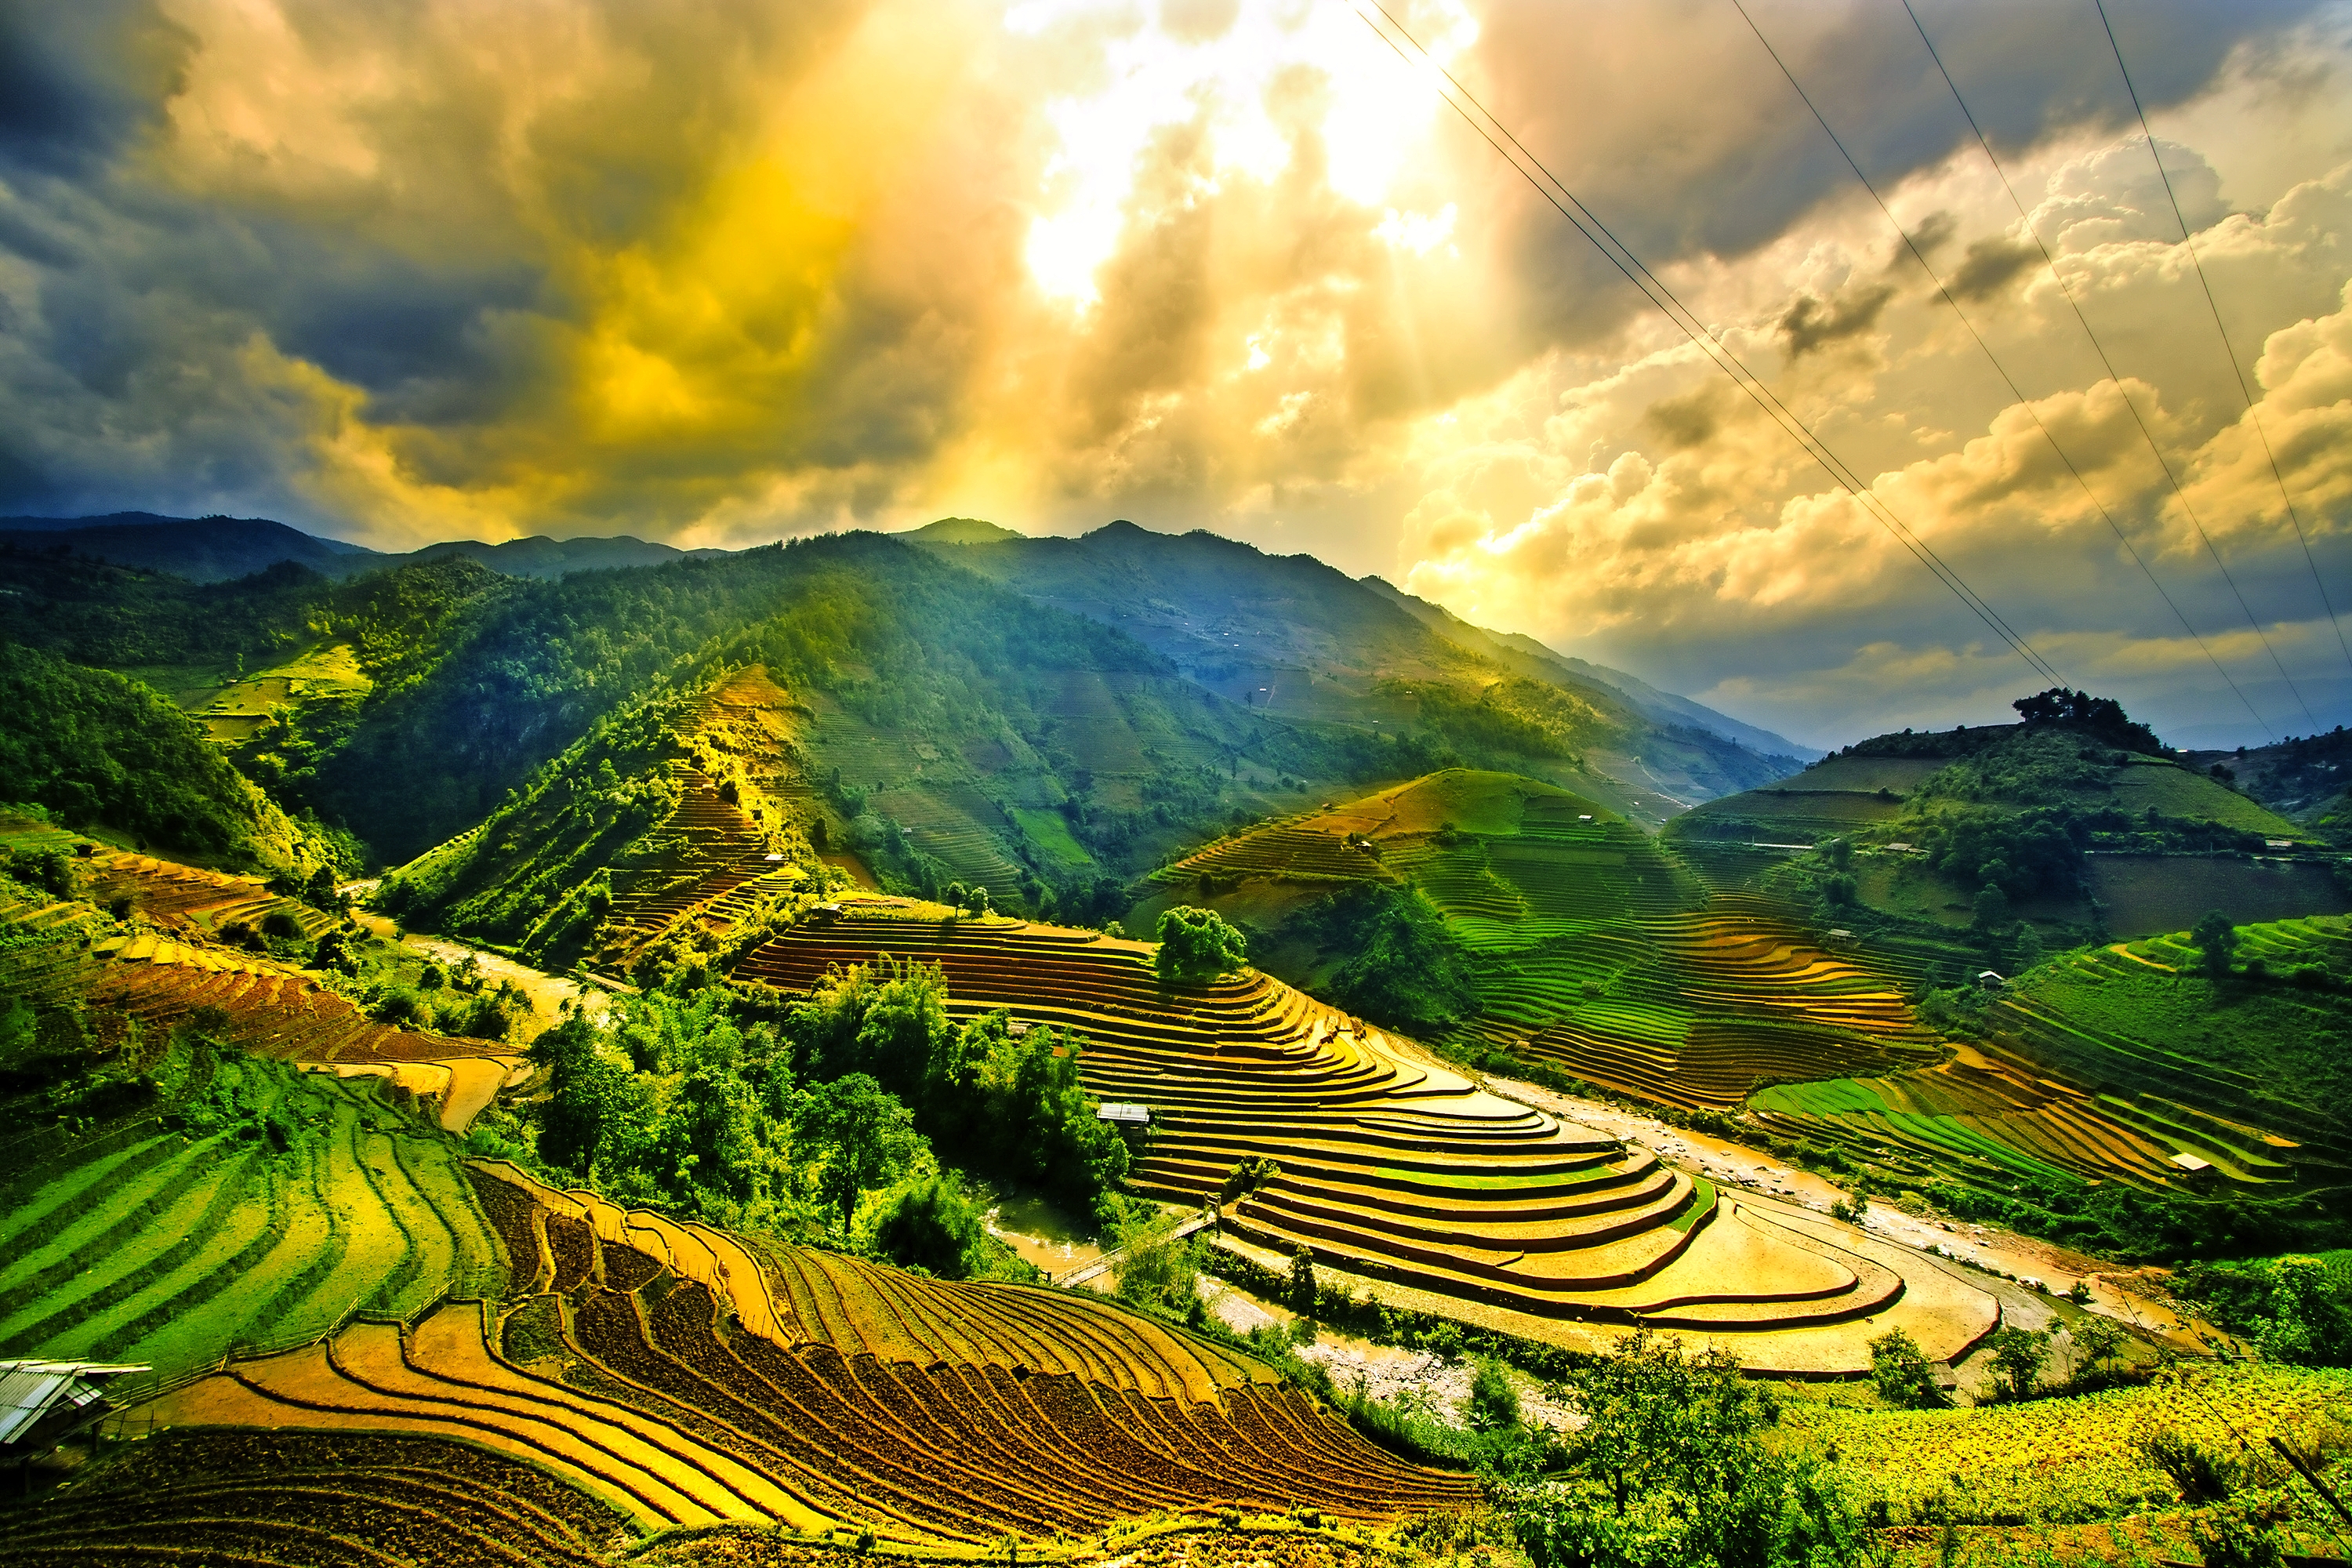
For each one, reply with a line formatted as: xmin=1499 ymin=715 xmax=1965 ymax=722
xmin=0 ymin=1066 xmax=499 ymax=1376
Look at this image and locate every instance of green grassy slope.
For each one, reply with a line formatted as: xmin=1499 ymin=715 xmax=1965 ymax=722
xmin=0 ymin=642 xmax=319 ymax=874
xmin=0 ymin=1044 xmax=502 ymax=1377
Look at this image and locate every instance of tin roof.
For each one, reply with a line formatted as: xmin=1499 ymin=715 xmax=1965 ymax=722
xmin=1096 ymin=1102 xmax=1151 ymax=1124
xmin=0 ymin=1361 xmax=147 ymax=1448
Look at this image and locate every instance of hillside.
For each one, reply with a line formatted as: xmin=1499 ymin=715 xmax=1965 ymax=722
xmin=0 ymin=643 xmax=325 ymax=873
xmin=1669 ymin=706 xmax=2341 ymax=944
xmin=906 ymin=519 xmax=1802 ymax=819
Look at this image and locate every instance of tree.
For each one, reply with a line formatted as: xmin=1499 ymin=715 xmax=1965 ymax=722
xmin=2071 ymin=1316 xmax=2125 ymax=1379
xmin=2193 ymin=910 xmax=2238 ymax=980
xmin=1111 ymin=1214 xmax=1203 ymax=1321
xmin=797 ymin=1073 xmax=924 ymax=1236
xmin=869 ymin=1173 xmax=987 ymax=1279
xmin=1867 ymin=1326 xmax=1944 ymax=1409
xmin=1511 ymin=1330 xmax=1879 ymax=1568
xmin=527 ymin=1014 xmax=631 ymax=1177
xmin=1984 ymin=1326 xmax=2049 ymax=1402
xmin=1287 ymin=1245 xmax=1316 ymax=1312
xmin=1155 ymin=906 xmax=1248 ymax=985
xmin=2252 ymin=1255 xmax=2352 ymax=1366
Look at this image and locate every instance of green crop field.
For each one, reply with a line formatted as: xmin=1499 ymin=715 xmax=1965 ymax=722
xmin=0 ymin=1060 xmax=500 ymax=1377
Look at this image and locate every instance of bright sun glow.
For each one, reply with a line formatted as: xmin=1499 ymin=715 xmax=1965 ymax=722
xmin=1013 ymin=0 xmax=1473 ymax=307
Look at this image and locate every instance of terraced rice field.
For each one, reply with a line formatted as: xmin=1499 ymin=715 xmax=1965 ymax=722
xmin=1745 ymin=917 xmax=2352 ymax=1192
xmin=0 ymin=880 xmax=521 ymax=1107
xmin=140 ymin=1163 xmax=1475 ymax=1545
xmin=597 ymin=762 xmax=789 ymax=961
xmin=1167 ymin=774 xmax=1950 ymax=1114
xmin=0 ymin=1428 xmax=631 ymax=1567
xmin=0 ymin=1069 xmax=503 ymax=1375
xmin=732 ymin=902 xmax=1994 ymax=1363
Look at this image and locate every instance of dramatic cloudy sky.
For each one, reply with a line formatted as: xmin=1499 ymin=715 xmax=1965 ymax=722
xmin=5 ymin=0 xmax=2352 ymax=748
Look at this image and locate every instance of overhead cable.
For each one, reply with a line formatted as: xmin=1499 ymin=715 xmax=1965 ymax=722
xmin=2090 ymin=0 xmax=2352 ymax=687
xmin=1349 ymin=0 xmax=2067 ymax=688
xmin=1730 ymin=0 xmax=2289 ymax=736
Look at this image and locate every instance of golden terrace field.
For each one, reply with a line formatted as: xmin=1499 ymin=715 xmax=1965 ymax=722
xmin=143 ymin=1164 xmax=1473 ymax=1544
xmin=1167 ymin=772 xmax=2323 ymax=1207
xmin=734 ymin=901 xmax=1995 ymax=1370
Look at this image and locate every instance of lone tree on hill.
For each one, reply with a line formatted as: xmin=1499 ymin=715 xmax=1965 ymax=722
xmin=2011 ymin=688 xmax=2167 ymax=755
xmin=1155 ymin=906 xmax=1247 ymax=985
xmin=2193 ymin=910 xmax=2238 ymax=979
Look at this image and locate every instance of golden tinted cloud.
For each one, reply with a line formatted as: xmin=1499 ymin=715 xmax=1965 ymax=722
xmin=2 ymin=0 xmax=2350 ymax=743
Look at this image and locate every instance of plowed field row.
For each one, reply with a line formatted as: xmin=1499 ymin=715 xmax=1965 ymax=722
xmin=147 ymin=1178 xmax=1477 ymax=1545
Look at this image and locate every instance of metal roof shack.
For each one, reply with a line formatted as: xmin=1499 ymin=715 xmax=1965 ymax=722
xmin=1096 ymin=1102 xmax=1151 ymax=1126
xmin=0 ymin=1360 xmax=147 ymax=1467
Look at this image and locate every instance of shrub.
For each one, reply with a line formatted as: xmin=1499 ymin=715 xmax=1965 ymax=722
xmin=1867 ymin=1327 xmax=1944 ymax=1409
xmin=1467 ymin=1358 xmax=1522 ymax=1432
xmin=1154 ymin=905 xmax=1247 ymax=985
xmin=868 ymin=1173 xmax=986 ymax=1279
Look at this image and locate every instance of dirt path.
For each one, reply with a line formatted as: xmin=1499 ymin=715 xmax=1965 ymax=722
xmin=1198 ymin=1277 xmax=1577 ymax=1429
xmin=346 ymin=897 xmax=611 ymax=1034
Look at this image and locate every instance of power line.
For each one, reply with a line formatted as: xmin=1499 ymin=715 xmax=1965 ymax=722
xmin=1348 ymin=0 xmax=2067 ymax=688
xmin=2091 ymin=0 xmax=2352 ymax=686
xmin=1727 ymin=0 xmax=2286 ymax=737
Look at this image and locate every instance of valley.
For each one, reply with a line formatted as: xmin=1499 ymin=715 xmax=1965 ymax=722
xmin=4 ymin=516 xmax=2351 ymax=1568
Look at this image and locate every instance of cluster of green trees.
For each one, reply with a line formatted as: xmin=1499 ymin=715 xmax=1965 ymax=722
xmin=2176 ymin=1255 xmax=2352 ymax=1365
xmin=0 ymin=642 xmax=278 ymax=860
xmin=514 ymin=959 xmax=1130 ymax=1278
xmin=1271 ymin=884 xmax=1482 ymax=1033
xmin=1504 ymin=1331 xmax=1878 ymax=1568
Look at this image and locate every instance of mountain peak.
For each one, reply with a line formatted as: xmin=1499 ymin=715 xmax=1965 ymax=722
xmin=902 ymin=517 xmax=1022 ymax=545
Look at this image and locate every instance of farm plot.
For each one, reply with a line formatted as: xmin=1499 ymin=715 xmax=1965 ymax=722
xmin=731 ymin=902 xmax=1994 ymax=1360
xmin=0 ymin=1068 xmax=501 ymax=1376
xmin=0 ymin=1428 xmax=630 ymax=1568
xmin=140 ymin=1178 xmax=1478 ymax=1546
xmin=0 ymin=880 xmax=520 ymax=1090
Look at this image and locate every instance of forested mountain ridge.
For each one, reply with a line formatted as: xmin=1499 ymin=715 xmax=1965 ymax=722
xmin=906 ymin=518 xmax=1805 ymax=818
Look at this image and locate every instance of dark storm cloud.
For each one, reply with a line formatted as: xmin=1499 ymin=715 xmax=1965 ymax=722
xmin=1948 ymin=233 xmax=2042 ymax=302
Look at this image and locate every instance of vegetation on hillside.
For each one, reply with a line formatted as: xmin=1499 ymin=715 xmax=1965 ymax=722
xmin=0 ymin=642 xmax=311 ymax=869
xmin=508 ymin=957 xmax=1128 ymax=1279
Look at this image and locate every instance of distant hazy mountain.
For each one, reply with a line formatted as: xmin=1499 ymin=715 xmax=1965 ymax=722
xmin=0 ymin=514 xmax=378 ymax=582
xmin=0 ymin=513 xmax=728 ymax=583
xmin=1355 ymin=575 xmax=1819 ymax=763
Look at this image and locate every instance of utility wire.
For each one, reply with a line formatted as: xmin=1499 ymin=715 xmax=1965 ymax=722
xmin=2091 ymin=0 xmax=2352 ymax=685
xmin=1894 ymin=0 xmax=2284 ymax=739
xmin=1348 ymin=0 xmax=2067 ymax=687
xmin=1729 ymin=0 xmax=2285 ymax=736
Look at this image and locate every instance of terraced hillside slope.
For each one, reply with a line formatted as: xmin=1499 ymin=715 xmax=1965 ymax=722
xmin=733 ymin=899 xmax=1994 ymax=1369
xmin=0 ymin=1044 xmax=505 ymax=1378
xmin=1148 ymin=771 xmax=1945 ymax=1112
xmin=0 ymin=1428 xmax=636 ymax=1567
xmin=387 ymin=666 xmax=822 ymax=972
xmin=1736 ymin=920 xmax=2352 ymax=1200
xmin=1148 ymin=771 xmax=2334 ymax=1236
xmin=1668 ymin=710 xmax=2341 ymax=941
xmin=143 ymin=1162 xmax=1475 ymax=1544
